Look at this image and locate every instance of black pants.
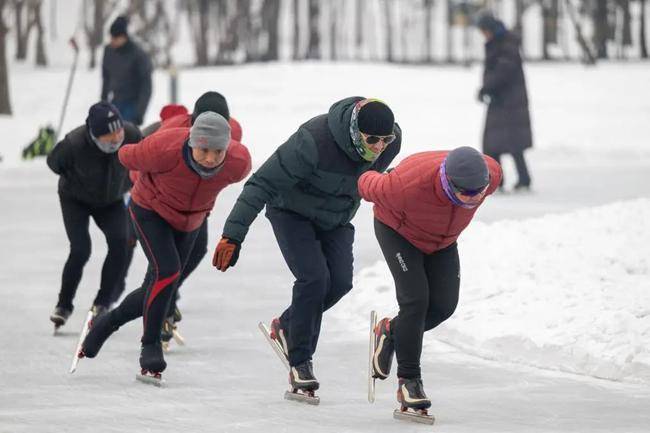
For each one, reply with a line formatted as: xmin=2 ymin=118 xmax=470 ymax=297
xmin=109 ymin=203 xmax=199 ymax=345
xmin=267 ymin=207 xmax=354 ymax=366
xmin=56 ymin=195 xmax=129 ymax=310
xmin=374 ymin=220 xmax=460 ymax=379
xmin=113 ymin=211 xmax=208 ymax=315
xmin=485 ymin=149 xmax=531 ymax=187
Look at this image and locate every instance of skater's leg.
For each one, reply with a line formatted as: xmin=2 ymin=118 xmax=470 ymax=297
xmin=374 ymin=219 xmax=428 ymax=379
xmin=423 ymin=243 xmax=460 ymax=332
xmin=57 ymin=196 xmax=92 ymax=311
xmin=90 ymin=200 xmax=129 ymax=308
xmin=266 ymin=207 xmax=329 ymax=367
xmin=112 ymin=215 xmax=137 ymax=304
xmin=177 ymin=218 xmax=208 ymax=288
xmin=310 ymin=223 xmax=354 ymax=352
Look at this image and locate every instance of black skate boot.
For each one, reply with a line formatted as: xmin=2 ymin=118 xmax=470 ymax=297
xmin=397 ymin=378 xmax=431 ymax=410
xmin=80 ymin=312 xmax=119 ymax=358
xmin=140 ymin=342 xmax=167 ymax=374
xmin=372 ymin=317 xmax=394 ymax=380
xmin=50 ymin=306 xmax=72 ymax=329
xmin=290 ymin=360 xmax=319 ymax=391
xmin=270 ymin=317 xmax=290 ymax=360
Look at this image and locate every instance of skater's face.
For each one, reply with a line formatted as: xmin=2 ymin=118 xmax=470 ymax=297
xmin=94 ymin=128 xmax=125 ymax=153
xmin=192 ymin=147 xmax=226 ymax=169
xmin=360 ymin=132 xmax=395 ymax=156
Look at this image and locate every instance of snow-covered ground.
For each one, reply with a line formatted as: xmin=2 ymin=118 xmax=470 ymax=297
xmin=1 ymin=62 xmax=650 ymax=432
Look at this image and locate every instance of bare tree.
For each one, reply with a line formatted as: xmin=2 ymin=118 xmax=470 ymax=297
xmin=355 ymin=0 xmax=363 ymax=58
xmin=186 ymin=0 xmax=210 ymax=66
xmin=0 ymin=0 xmax=12 ymax=114
xmin=128 ymin=0 xmax=176 ymax=67
xmin=383 ymin=0 xmax=394 ymax=62
xmin=31 ymin=0 xmax=46 ymax=66
xmin=13 ymin=0 xmax=31 ymax=60
xmin=641 ymin=0 xmax=648 ymax=58
xmin=83 ymin=0 xmax=118 ymax=69
xmin=424 ymin=0 xmax=434 ymax=62
xmin=293 ymin=0 xmax=301 ymax=59
xmin=592 ymin=0 xmax=609 ymax=58
xmin=305 ymin=0 xmax=319 ymax=59
xmin=261 ymin=0 xmax=280 ymax=61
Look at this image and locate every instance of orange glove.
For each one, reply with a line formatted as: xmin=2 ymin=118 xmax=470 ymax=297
xmin=213 ymin=237 xmax=241 ymax=272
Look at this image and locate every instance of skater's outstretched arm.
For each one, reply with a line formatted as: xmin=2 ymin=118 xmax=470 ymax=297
xmin=118 ymin=129 xmax=180 ymax=174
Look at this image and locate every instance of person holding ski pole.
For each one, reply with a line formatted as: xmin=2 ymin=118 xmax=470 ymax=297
xmin=79 ymin=112 xmax=251 ymax=381
xmin=360 ymin=146 xmax=501 ymax=413
xmin=47 ymin=102 xmax=142 ymax=331
xmin=213 ymin=97 xmax=401 ymax=395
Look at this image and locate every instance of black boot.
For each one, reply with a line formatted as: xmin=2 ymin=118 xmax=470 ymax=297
xmin=140 ymin=342 xmax=167 ymax=373
xmin=50 ymin=306 xmax=73 ymax=327
xmin=397 ymin=378 xmax=431 ymax=410
xmin=372 ymin=317 xmax=394 ymax=380
xmin=81 ymin=312 xmax=119 ymax=358
xmin=290 ymin=361 xmax=319 ymax=391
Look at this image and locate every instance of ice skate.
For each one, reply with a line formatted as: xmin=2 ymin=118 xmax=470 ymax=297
xmin=368 ymin=310 xmax=377 ymax=403
xmin=137 ymin=342 xmax=167 ymax=386
xmin=69 ymin=309 xmax=94 ymax=374
xmin=393 ymin=378 xmax=434 ymax=425
xmin=258 ymin=320 xmax=290 ymax=370
xmin=285 ymin=361 xmax=320 ymax=405
xmin=79 ymin=311 xmax=118 ymax=359
xmin=50 ymin=306 xmax=72 ymax=334
xmin=372 ymin=316 xmax=394 ymax=380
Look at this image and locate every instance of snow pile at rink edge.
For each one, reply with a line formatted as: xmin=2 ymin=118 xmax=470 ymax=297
xmin=334 ymin=198 xmax=650 ymax=384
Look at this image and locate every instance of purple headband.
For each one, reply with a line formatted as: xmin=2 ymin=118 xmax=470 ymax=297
xmin=439 ymin=160 xmax=478 ymax=209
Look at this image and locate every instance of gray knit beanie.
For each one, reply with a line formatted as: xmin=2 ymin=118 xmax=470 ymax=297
xmin=445 ymin=146 xmax=489 ymax=190
xmin=189 ymin=112 xmax=231 ymax=151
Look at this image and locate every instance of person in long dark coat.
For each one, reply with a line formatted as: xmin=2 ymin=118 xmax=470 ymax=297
xmin=476 ymin=13 xmax=533 ymax=191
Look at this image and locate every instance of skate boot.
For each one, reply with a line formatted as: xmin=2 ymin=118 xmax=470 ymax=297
xmin=270 ymin=317 xmax=290 ymax=360
xmin=172 ymin=306 xmax=182 ymax=323
xmin=372 ymin=317 xmax=394 ymax=380
xmin=80 ymin=312 xmax=119 ymax=358
xmin=161 ymin=316 xmax=175 ymax=351
xmin=90 ymin=304 xmax=108 ymax=318
xmin=50 ymin=306 xmax=72 ymax=329
xmin=397 ymin=378 xmax=431 ymax=410
xmin=290 ymin=360 xmax=319 ymax=391
xmin=140 ymin=342 xmax=167 ymax=374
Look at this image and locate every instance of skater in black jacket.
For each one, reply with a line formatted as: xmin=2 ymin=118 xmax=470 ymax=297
xmin=47 ymin=102 xmax=142 ymax=329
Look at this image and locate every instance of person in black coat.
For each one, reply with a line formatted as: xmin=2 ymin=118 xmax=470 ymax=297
xmin=47 ymin=102 xmax=142 ymax=329
xmin=101 ymin=16 xmax=152 ymax=126
xmin=476 ymin=13 xmax=533 ymax=192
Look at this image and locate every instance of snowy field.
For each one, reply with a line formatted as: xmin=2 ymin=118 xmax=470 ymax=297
xmin=1 ymin=62 xmax=650 ymax=432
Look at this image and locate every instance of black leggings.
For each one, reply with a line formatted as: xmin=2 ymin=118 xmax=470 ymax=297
xmin=56 ymin=195 xmax=129 ymax=310
xmin=374 ymin=220 xmax=460 ymax=379
xmin=109 ymin=203 xmax=199 ymax=345
xmin=485 ymin=149 xmax=531 ymax=187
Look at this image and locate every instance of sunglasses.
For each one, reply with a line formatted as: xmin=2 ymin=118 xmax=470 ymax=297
xmin=362 ymin=133 xmax=396 ymax=146
xmin=450 ymin=180 xmax=488 ymax=197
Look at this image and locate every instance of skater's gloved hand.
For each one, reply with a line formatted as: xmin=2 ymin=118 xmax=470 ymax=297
xmin=477 ymin=88 xmax=491 ymax=104
xmin=213 ymin=237 xmax=241 ymax=271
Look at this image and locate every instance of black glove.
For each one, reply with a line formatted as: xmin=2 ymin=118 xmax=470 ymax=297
xmin=477 ymin=88 xmax=491 ymax=104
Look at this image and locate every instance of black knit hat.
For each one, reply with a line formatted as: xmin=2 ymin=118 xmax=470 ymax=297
xmin=358 ymin=101 xmax=394 ymax=135
xmin=109 ymin=16 xmax=129 ymax=37
xmin=445 ymin=146 xmax=489 ymax=191
xmin=192 ymin=91 xmax=230 ymax=124
xmin=86 ymin=101 xmax=124 ymax=137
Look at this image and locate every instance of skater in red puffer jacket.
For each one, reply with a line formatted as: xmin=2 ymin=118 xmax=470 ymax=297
xmin=79 ymin=112 xmax=251 ymax=380
xmin=359 ymin=146 xmax=501 ymax=414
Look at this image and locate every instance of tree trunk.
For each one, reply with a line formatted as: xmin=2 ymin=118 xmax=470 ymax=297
xmin=355 ymin=0 xmax=363 ymax=58
xmin=593 ymin=0 xmax=609 ymax=58
xmin=424 ymin=0 xmax=433 ymax=62
xmin=262 ymin=0 xmax=280 ymax=61
xmin=641 ymin=0 xmax=648 ymax=58
xmin=85 ymin=0 xmax=107 ymax=69
xmin=383 ymin=0 xmax=393 ymax=62
xmin=33 ymin=0 xmax=48 ymax=66
xmin=14 ymin=0 xmax=29 ymax=60
xmin=445 ymin=0 xmax=453 ymax=63
xmin=0 ymin=0 xmax=12 ymax=114
xmin=329 ymin=0 xmax=338 ymax=60
xmin=306 ymin=0 xmax=320 ymax=59
xmin=293 ymin=0 xmax=301 ymax=60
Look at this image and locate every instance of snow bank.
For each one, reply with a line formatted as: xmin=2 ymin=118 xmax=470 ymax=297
xmin=333 ymin=198 xmax=650 ymax=384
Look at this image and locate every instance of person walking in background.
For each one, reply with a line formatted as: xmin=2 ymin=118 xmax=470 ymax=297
xmin=79 ymin=112 xmax=251 ymax=380
xmin=101 ymin=15 xmax=152 ymax=126
xmin=213 ymin=97 xmax=401 ymax=395
xmin=476 ymin=12 xmax=532 ymax=192
xmin=359 ymin=146 xmax=502 ymax=413
xmin=46 ymin=102 xmax=142 ymax=330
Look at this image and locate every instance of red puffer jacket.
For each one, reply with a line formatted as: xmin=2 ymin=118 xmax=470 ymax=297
xmin=159 ymin=113 xmax=243 ymax=142
xmin=119 ymin=127 xmax=251 ymax=232
xmin=358 ymin=151 xmax=502 ymax=254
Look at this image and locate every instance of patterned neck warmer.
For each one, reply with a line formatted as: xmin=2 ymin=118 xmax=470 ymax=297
xmin=349 ymin=99 xmax=384 ymax=162
xmin=439 ymin=160 xmax=478 ymax=209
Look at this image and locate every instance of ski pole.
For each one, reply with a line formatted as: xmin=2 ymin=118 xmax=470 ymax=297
xmin=54 ymin=37 xmax=80 ymax=143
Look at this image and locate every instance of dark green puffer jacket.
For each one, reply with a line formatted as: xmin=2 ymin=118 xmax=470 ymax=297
xmin=222 ymin=96 xmax=401 ymax=242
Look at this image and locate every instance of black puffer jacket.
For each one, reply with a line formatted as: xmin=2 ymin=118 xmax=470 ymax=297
xmin=46 ymin=123 xmax=142 ymax=207
xmin=101 ymin=39 xmax=152 ymax=124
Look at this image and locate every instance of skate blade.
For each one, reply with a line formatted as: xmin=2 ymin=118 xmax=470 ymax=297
xmin=393 ymin=408 xmax=435 ymax=425
xmin=258 ymin=322 xmax=290 ymax=371
xmin=284 ymin=390 xmax=320 ymax=405
xmin=162 ymin=341 xmax=171 ymax=352
xmin=172 ymin=329 xmax=185 ymax=346
xmin=69 ymin=310 xmax=94 ymax=374
xmin=136 ymin=372 xmax=165 ymax=387
xmin=368 ymin=310 xmax=378 ymax=403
